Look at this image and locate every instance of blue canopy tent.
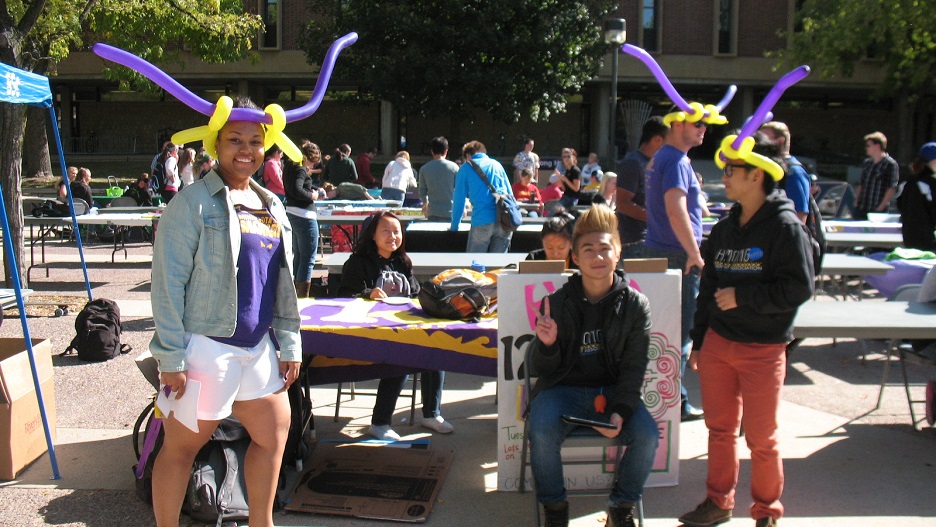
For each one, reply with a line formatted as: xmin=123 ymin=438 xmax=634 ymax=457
xmin=1 ymin=61 xmax=96 ymax=479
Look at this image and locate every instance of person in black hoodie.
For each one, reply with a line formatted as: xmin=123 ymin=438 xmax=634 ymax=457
xmin=527 ymin=205 xmax=659 ymax=527
xmin=678 ymin=133 xmax=815 ymax=527
xmin=896 ymin=142 xmax=936 ymax=252
xmin=336 ymin=211 xmax=452 ymax=440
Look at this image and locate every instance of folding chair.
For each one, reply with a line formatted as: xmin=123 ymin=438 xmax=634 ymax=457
xmin=333 ymin=373 xmax=422 ymax=425
xmin=877 ymin=284 xmax=936 ymax=429
xmin=517 ymin=346 xmax=645 ymax=526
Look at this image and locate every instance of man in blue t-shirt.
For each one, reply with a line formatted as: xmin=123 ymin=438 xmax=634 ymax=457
xmin=643 ymin=117 xmax=707 ymax=421
xmin=760 ymin=121 xmax=810 ymax=223
xmin=616 ymin=116 xmax=668 ymax=257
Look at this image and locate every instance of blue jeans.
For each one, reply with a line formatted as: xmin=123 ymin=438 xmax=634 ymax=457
xmin=558 ymin=195 xmax=578 ymax=212
xmin=372 ymin=371 xmax=445 ymax=425
xmin=642 ymin=245 xmax=701 ymax=411
xmin=381 ymin=187 xmax=405 ymax=201
xmin=466 ymin=222 xmax=512 ymax=253
xmin=528 ymin=385 xmax=659 ymax=506
xmin=289 ymin=213 xmax=319 ymax=282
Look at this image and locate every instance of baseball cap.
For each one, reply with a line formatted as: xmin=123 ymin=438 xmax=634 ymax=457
xmin=549 ymin=173 xmax=559 ymax=184
xmin=919 ymin=142 xmax=936 ymax=162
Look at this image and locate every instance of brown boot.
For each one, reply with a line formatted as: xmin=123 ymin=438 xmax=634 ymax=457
xmin=543 ymin=501 xmax=569 ymax=527
xmin=294 ymin=280 xmax=311 ymax=298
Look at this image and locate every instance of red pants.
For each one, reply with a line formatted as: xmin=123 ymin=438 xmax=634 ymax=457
xmin=699 ymin=329 xmax=786 ymax=520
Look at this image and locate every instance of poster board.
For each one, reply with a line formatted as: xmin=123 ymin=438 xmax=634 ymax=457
xmin=496 ymin=270 xmax=682 ymax=491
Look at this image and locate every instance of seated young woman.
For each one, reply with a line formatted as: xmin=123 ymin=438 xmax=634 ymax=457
xmin=525 ymin=210 xmax=579 ymax=270
xmin=335 ymin=211 xmax=453 ymax=440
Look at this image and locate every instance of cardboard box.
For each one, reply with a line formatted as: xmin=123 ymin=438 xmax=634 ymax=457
xmin=518 ymin=260 xmax=566 ymax=274
xmin=0 ymin=338 xmax=55 ymax=480
xmin=622 ymin=258 xmax=669 ymax=273
xmin=286 ymin=444 xmax=453 ymax=522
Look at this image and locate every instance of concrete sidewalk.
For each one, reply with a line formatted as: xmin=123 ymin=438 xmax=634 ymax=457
xmin=1 ymin=243 xmax=935 ymax=525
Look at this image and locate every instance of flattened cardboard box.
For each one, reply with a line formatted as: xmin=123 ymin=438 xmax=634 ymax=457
xmin=286 ymin=445 xmax=453 ymax=522
xmin=0 ymin=338 xmax=55 ymax=480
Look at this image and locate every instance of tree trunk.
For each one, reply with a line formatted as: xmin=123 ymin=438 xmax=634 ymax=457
xmin=24 ymin=105 xmax=53 ymax=178
xmin=0 ymin=102 xmax=27 ymax=288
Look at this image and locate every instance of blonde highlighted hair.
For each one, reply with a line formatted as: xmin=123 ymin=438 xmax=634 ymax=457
xmin=572 ymin=204 xmax=620 ymax=252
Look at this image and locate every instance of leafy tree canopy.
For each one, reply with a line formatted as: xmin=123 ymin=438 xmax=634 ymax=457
xmin=300 ymin=0 xmax=618 ymax=122
xmin=780 ymin=0 xmax=936 ymax=98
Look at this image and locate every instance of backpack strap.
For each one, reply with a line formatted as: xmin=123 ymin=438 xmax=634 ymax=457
xmin=135 ymin=417 xmax=162 ymax=479
xmin=467 ymin=160 xmax=498 ymax=194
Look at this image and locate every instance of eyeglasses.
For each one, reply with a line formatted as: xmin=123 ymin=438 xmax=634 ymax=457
xmin=692 ymin=121 xmax=707 ymax=129
xmin=723 ymin=164 xmax=752 ymax=177
xmin=562 ymin=155 xmax=573 ymax=159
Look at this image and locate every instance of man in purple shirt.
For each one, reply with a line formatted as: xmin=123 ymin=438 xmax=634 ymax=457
xmin=643 ymin=117 xmax=707 ymax=421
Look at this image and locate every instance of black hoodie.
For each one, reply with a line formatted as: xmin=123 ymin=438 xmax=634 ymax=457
xmin=691 ymin=191 xmax=815 ymax=350
xmin=528 ymin=271 xmax=652 ymax=422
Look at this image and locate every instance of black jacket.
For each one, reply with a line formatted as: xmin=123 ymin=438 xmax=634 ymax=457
xmin=896 ymin=170 xmax=936 ymax=252
xmin=336 ymin=251 xmax=420 ymax=299
xmin=528 ymin=271 xmax=651 ymax=421
xmin=692 ymin=192 xmax=815 ymax=350
xmin=284 ymin=162 xmax=318 ymax=210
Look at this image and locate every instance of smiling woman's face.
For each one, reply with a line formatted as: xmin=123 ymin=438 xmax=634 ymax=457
xmin=215 ymin=120 xmax=265 ymax=189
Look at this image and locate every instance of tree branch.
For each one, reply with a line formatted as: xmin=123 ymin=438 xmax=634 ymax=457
xmin=16 ymin=0 xmax=49 ymax=36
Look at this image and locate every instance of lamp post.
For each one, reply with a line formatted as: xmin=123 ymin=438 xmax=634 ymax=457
xmin=604 ymin=18 xmax=626 ymax=164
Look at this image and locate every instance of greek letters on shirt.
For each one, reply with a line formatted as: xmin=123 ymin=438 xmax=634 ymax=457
xmin=714 ymin=247 xmax=764 ymax=274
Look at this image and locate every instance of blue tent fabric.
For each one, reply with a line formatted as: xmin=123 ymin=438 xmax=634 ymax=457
xmin=0 ymin=62 xmax=53 ymax=107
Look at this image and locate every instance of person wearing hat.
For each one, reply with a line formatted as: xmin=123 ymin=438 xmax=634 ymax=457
xmin=540 ymin=172 xmax=565 ymax=215
xmin=125 ymin=173 xmax=154 ymax=206
xmin=896 ymin=142 xmax=936 ymax=251
xmin=679 ymin=132 xmax=815 ymax=527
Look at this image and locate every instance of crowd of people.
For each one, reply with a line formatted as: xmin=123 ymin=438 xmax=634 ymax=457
xmin=59 ymin=107 xmax=928 ymax=527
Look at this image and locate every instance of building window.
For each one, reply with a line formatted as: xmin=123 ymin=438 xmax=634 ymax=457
xmin=640 ymin=0 xmax=661 ymax=52
xmin=260 ymin=0 xmax=280 ymax=49
xmin=714 ymin=0 xmax=738 ymax=56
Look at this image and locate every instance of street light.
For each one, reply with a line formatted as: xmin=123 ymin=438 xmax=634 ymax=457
xmin=604 ymin=18 xmax=626 ymax=163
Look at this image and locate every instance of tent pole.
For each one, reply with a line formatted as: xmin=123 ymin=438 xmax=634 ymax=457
xmin=47 ymin=106 xmax=93 ymax=301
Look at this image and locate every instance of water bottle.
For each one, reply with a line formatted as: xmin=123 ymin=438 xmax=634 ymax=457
xmin=471 ymin=260 xmax=486 ymax=273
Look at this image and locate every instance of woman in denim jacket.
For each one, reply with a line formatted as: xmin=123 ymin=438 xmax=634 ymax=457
xmin=149 ymin=96 xmax=301 ymax=527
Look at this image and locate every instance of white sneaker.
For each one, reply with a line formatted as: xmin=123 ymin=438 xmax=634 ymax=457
xmin=368 ymin=425 xmax=401 ymax=441
xmin=420 ymin=416 xmax=454 ymax=434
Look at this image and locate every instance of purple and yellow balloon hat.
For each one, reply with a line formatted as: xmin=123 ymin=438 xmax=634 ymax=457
xmin=713 ymin=65 xmax=811 ymax=182
xmin=621 ymin=44 xmax=737 ymax=126
xmin=92 ymin=32 xmax=358 ymax=163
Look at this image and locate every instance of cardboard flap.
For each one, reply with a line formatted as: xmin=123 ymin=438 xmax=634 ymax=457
xmin=0 ymin=339 xmax=53 ymax=404
xmin=518 ymin=260 xmax=566 ymax=274
xmin=622 ymin=258 xmax=669 ymax=273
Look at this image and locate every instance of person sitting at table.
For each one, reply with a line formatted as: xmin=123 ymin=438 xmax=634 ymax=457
xmin=336 ymin=211 xmax=453 ymax=440
xmin=527 ymin=204 xmax=659 ymax=527
xmin=512 ymin=168 xmax=544 ymax=217
xmin=125 ymin=173 xmax=154 ymax=207
xmin=525 ymin=211 xmax=578 ymax=270
xmin=70 ymin=167 xmax=96 ymax=209
xmin=540 ymin=173 xmax=565 ymax=214
xmin=57 ymin=166 xmax=78 ymax=202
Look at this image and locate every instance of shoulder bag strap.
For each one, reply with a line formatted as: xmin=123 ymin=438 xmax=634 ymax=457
xmin=467 ymin=160 xmax=498 ymax=194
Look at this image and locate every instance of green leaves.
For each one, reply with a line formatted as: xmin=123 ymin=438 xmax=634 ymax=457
xmin=300 ymin=0 xmax=616 ymax=122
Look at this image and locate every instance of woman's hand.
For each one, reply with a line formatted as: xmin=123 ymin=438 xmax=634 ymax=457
xmin=688 ymin=349 xmax=701 ymax=372
xmin=279 ymin=360 xmax=301 ymax=390
xmin=369 ymin=287 xmax=388 ymax=300
xmin=160 ymin=371 xmax=188 ymax=398
xmin=534 ymin=298 xmax=557 ymax=346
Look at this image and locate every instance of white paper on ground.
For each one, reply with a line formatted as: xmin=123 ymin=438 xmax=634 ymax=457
xmin=155 ymin=379 xmax=202 ymax=433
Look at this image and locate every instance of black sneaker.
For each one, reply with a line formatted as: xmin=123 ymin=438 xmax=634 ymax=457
xmin=755 ymin=517 xmax=778 ymax=527
xmin=543 ymin=501 xmax=569 ymax=527
xmin=678 ymin=497 xmax=732 ymax=527
xmin=607 ymin=502 xmax=637 ymax=527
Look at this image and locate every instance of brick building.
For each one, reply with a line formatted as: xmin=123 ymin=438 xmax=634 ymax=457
xmin=52 ymin=0 xmax=898 ymax=176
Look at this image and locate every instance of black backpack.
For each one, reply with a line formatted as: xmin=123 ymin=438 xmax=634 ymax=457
xmin=418 ymin=269 xmax=498 ymax=321
xmin=783 ymin=161 xmax=827 ymax=268
xmin=63 ymin=298 xmax=131 ymax=362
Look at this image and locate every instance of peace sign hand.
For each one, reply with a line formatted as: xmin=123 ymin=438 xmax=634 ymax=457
xmin=534 ymin=297 xmax=558 ymax=346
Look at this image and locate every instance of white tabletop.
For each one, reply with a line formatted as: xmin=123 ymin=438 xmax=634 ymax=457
xmin=406 ymin=222 xmax=542 ymax=233
xmin=824 ymin=220 xmax=902 ymax=233
xmin=819 ymin=254 xmax=895 ymax=276
xmin=824 ymin=231 xmax=904 ymax=248
xmin=324 ymin=252 xmax=523 ymax=275
xmin=793 ymin=300 xmax=936 ymax=340
xmin=25 ymin=213 xmax=157 ymax=227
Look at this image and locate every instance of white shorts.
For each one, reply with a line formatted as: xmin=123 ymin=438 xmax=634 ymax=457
xmin=184 ymin=333 xmax=285 ymax=421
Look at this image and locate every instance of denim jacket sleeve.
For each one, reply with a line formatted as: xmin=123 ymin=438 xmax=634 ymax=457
xmin=149 ymin=190 xmax=203 ymax=372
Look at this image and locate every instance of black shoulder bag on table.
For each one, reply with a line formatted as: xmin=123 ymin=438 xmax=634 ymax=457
xmin=467 ymin=160 xmax=522 ymax=232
